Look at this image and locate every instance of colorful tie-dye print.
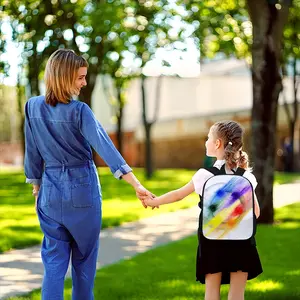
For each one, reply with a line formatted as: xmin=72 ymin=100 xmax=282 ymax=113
xmin=202 ymin=175 xmax=254 ymax=240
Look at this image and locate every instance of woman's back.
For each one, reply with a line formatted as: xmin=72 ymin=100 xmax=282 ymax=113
xmin=25 ymin=95 xmax=92 ymax=166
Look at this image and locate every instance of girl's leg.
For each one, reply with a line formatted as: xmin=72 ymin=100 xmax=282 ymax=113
xmin=205 ymin=272 xmax=222 ymax=300
xmin=228 ymin=271 xmax=248 ymax=300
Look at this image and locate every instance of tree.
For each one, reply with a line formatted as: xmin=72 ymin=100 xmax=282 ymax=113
xmin=4 ymin=0 xmax=173 ymax=172
xmin=281 ymin=0 xmax=300 ymax=171
xmin=128 ymin=0 xmax=175 ymax=178
xmin=5 ymin=0 xmax=86 ymax=96
xmin=101 ymin=58 xmax=135 ymax=155
xmin=0 ymin=11 xmax=9 ymax=81
xmin=182 ymin=0 xmax=293 ymax=223
xmin=77 ymin=0 xmax=131 ymax=107
xmin=248 ymin=0 xmax=292 ymax=223
xmin=4 ymin=0 xmax=133 ymax=107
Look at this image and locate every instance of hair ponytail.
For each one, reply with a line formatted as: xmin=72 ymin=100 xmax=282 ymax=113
xmin=238 ymin=150 xmax=249 ymax=169
xmin=212 ymin=120 xmax=252 ymax=171
xmin=224 ymin=143 xmax=238 ymax=170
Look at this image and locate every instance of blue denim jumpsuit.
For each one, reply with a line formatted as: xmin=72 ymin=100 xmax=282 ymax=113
xmin=24 ymin=96 xmax=132 ymax=299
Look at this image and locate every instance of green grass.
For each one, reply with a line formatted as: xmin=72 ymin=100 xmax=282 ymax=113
xmin=0 ymin=167 xmax=198 ymax=253
xmin=1 ymin=168 xmax=299 ymax=254
xmin=274 ymin=171 xmax=300 ymax=185
xmin=8 ymin=203 xmax=300 ymax=300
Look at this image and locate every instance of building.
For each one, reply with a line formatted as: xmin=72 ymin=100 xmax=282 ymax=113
xmin=91 ymin=58 xmax=299 ymax=170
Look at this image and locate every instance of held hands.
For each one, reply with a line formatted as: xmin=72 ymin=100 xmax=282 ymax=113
xmin=143 ymin=194 xmax=159 ymax=208
xmin=135 ymin=185 xmax=159 ymax=209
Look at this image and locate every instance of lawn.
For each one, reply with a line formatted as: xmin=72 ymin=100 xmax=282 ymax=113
xmin=0 ymin=168 xmax=299 ymax=254
xmin=0 ymin=167 xmax=198 ymax=253
xmin=273 ymin=171 xmax=300 ymax=185
xmin=8 ymin=202 xmax=300 ymax=300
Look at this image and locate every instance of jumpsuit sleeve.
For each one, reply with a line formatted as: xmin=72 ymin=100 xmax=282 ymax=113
xmin=24 ymin=101 xmax=44 ymax=185
xmin=79 ymin=103 xmax=132 ymax=179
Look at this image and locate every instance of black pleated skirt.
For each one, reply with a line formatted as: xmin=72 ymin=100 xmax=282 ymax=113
xmin=196 ymin=234 xmax=263 ymax=284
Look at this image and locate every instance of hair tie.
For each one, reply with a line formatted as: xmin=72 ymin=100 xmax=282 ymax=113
xmin=228 ymin=141 xmax=233 ymax=146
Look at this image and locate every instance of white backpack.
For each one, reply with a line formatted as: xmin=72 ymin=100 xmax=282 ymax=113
xmin=201 ymin=165 xmax=255 ymax=240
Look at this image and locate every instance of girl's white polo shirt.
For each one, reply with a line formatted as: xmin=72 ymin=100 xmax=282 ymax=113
xmin=192 ymin=159 xmax=258 ymax=196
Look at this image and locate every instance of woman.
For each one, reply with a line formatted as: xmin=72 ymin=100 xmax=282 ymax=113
xmin=24 ymin=49 xmax=152 ymax=299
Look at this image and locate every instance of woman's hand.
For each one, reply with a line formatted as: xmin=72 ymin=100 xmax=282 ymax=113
xmin=135 ymin=185 xmax=158 ymax=209
xmin=32 ymin=185 xmax=39 ymax=211
xmin=35 ymin=195 xmax=38 ymax=211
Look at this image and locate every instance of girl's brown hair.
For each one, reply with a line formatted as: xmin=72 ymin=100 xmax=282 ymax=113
xmin=45 ymin=49 xmax=88 ymax=106
xmin=212 ymin=120 xmax=250 ymax=170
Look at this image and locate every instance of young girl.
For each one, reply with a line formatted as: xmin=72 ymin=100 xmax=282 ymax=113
xmin=24 ymin=49 xmax=153 ymax=299
xmin=144 ymin=120 xmax=262 ymax=300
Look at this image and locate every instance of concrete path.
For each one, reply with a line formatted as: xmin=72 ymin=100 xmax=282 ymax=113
xmin=1 ymin=182 xmax=300 ymax=299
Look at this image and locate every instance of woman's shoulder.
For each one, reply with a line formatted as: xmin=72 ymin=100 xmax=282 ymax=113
xmin=25 ymin=96 xmax=45 ymax=114
xmin=27 ymin=95 xmax=45 ymax=105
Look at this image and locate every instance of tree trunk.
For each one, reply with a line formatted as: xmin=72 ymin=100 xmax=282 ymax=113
xmin=141 ymin=75 xmax=153 ymax=179
xmin=247 ymin=1 xmax=290 ymax=224
xmin=144 ymin=122 xmax=153 ymax=179
xmin=27 ymin=53 xmax=41 ymax=96
xmin=79 ymin=72 xmax=97 ymax=107
xmin=17 ymin=86 xmax=25 ymax=165
xmin=292 ymin=57 xmax=299 ymax=171
xmin=116 ymin=85 xmax=124 ymax=155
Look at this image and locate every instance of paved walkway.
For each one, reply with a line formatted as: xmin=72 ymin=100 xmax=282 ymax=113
xmin=1 ymin=182 xmax=300 ymax=299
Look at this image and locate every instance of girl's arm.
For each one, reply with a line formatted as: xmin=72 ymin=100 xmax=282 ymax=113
xmin=254 ymin=193 xmax=260 ymax=219
xmin=145 ymin=181 xmax=195 ymax=207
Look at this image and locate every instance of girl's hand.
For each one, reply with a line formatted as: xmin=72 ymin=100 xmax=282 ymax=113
xmin=144 ymin=196 xmax=159 ymax=208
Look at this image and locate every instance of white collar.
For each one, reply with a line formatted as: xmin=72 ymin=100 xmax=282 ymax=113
xmin=213 ymin=159 xmax=226 ymax=168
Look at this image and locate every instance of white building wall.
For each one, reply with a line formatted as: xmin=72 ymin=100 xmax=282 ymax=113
xmin=91 ymin=73 xmax=296 ymax=139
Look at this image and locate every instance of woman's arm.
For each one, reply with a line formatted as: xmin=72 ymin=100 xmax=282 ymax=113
xmin=121 ymin=172 xmax=154 ymax=208
xmin=79 ymin=103 xmax=132 ymax=180
xmin=145 ymin=181 xmax=195 ymax=207
xmin=121 ymin=172 xmax=142 ymax=190
xmin=79 ymin=104 xmax=155 ymax=208
xmin=24 ymin=101 xmax=44 ymax=186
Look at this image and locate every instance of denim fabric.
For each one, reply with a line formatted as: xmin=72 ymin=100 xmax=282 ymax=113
xmin=37 ymin=161 xmax=101 ymax=300
xmin=24 ymin=95 xmax=132 ymax=299
xmin=24 ymin=95 xmax=132 ymax=185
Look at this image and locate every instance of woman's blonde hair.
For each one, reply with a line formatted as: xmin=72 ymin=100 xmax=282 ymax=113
xmin=45 ymin=49 xmax=88 ymax=106
xmin=211 ymin=120 xmax=250 ymax=170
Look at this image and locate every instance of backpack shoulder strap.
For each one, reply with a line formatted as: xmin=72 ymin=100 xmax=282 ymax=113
xmin=207 ymin=165 xmax=245 ymax=176
xmin=234 ymin=167 xmax=246 ymax=176
xmin=204 ymin=167 xmax=220 ymax=175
